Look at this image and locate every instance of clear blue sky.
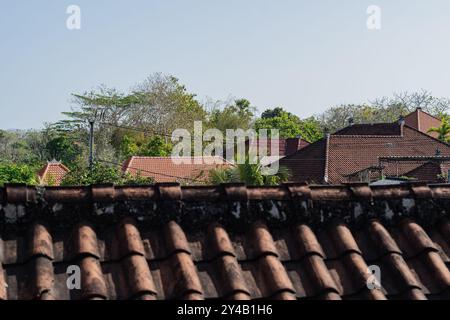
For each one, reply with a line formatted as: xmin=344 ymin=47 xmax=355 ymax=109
xmin=1 ymin=0 xmax=450 ymax=129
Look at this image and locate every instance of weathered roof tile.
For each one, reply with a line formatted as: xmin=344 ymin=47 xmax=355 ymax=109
xmin=0 ymin=183 xmax=449 ymax=300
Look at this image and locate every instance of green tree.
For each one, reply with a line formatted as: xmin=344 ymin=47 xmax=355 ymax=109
xmin=318 ymin=90 xmax=450 ymax=134
xmin=120 ymin=135 xmax=172 ymax=159
xmin=61 ymin=162 xmax=154 ymax=186
xmin=428 ymin=116 xmax=450 ymax=142
xmin=261 ymin=107 xmax=286 ymax=119
xmin=209 ymin=158 xmax=290 ymax=186
xmin=142 ymin=136 xmax=172 ymax=156
xmin=120 ymin=134 xmax=142 ymax=159
xmin=0 ymin=163 xmax=38 ymax=186
xmin=255 ymin=108 xmax=323 ymax=142
xmin=45 ymin=135 xmax=83 ymax=167
xmin=58 ymin=74 xmax=207 ymax=161
xmin=207 ymin=99 xmax=256 ymax=132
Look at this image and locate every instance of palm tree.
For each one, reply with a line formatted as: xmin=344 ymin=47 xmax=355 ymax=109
xmin=428 ymin=116 xmax=450 ymax=143
xmin=209 ymin=158 xmax=290 ymax=186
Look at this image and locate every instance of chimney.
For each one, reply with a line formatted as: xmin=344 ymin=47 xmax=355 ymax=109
xmin=398 ymin=116 xmax=405 ymax=136
xmin=285 ymin=137 xmax=303 ymax=155
xmin=348 ymin=118 xmax=354 ymax=126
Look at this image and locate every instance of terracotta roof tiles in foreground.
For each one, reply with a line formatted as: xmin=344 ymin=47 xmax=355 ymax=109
xmin=0 ymin=182 xmax=449 ymax=300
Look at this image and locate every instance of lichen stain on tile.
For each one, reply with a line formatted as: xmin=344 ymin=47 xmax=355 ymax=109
xmin=94 ymin=204 xmax=115 ymax=215
xmin=353 ymin=203 xmax=363 ymax=219
xmin=383 ymin=201 xmax=395 ymax=220
xmin=301 ymin=201 xmax=308 ymax=211
xmin=3 ymin=204 xmax=26 ymax=222
xmin=52 ymin=203 xmax=64 ymax=213
xmin=262 ymin=201 xmax=280 ymax=219
xmin=401 ymin=198 xmax=415 ymax=214
xmin=231 ymin=202 xmax=241 ymax=219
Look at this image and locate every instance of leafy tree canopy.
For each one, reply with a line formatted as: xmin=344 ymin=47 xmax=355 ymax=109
xmin=55 ymin=73 xmax=207 ymax=163
xmin=0 ymin=163 xmax=38 ymax=186
xmin=60 ymin=162 xmax=154 ymax=186
xmin=428 ymin=116 xmax=450 ymax=143
xmin=255 ymin=108 xmax=323 ymax=142
xmin=319 ymin=90 xmax=450 ymax=133
xmin=207 ymin=99 xmax=256 ymax=132
xmin=120 ymin=134 xmax=172 ymax=159
xmin=209 ymin=158 xmax=290 ymax=186
xmin=45 ymin=134 xmax=83 ymax=167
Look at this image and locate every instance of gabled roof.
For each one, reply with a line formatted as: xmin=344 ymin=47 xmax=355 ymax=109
xmin=122 ymin=156 xmax=231 ymax=183
xmin=279 ymin=138 xmax=328 ymax=184
xmin=0 ymin=183 xmax=449 ymax=300
xmin=404 ymin=108 xmax=442 ymax=138
xmin=224 ymin=138 xmax=310 ymax=159
xmin=281 ymin=124 xmax=450 ymax=184
xmin=402 ymin=160 xmax=450 ymax=182
xmin=246 ymin=137 xmax=310 ymax=157
xmin=37 ymin=161 xmax=70 ymax=186
xmin=402 ymin=162 xmax=443 ymax=182
xmin=326 ymin=126 xmax=450 ymax=183
xmin=334 ymin=123 xmax=402 ymax=136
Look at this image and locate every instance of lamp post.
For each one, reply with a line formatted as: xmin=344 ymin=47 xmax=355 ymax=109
xmin=88 ymin=119 xmax=94 ymax=172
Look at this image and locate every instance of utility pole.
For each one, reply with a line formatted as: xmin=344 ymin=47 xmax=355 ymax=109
xmin=88 ymin=120 xmax=95 ymax=172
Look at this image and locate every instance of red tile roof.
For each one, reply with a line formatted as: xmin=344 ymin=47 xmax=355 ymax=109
xmin=37 ymin=161 xmax=70 ymax=186
xmin=327 ymin=126 xmax=450 ymax=183
xmin=279 ymin=139 xmax=327 ymax=184
xmin=246 ymin=138 xmax=310 ymax=157
xmin=403 ymin=162 xmax=443 ymax=182
xmin=0 ymin=183 xmax=449 ymax=300
xmin=402 ymin=160 xmax=450 ymax=182
xmin=404 ymin=108 xmax=442 ymax=139
xmin=334 ymin=123 xmax=402 ymax=136
xmin=281 ymin=125 xmax=450 ymax=184
xmin=122 ymin=156 xmax=231 ymax=183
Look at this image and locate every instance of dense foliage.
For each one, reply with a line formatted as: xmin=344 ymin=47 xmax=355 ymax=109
xmin=209 ymin=158 xmax=291 ymax=186
xmin=0 ymin=162 xmax=38 ymax=186
xmin=0 ymin=72 xmax=448 ymax=186
xmin=254 ymin=108 xmax=323 ymax=142
xmin=61 ymin=162 xmax=154 ymax=186
xmin=428 ymin=115 xmax=450 ymax=142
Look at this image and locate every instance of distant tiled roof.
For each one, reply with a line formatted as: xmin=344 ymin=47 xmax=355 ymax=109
xmin=327 ymin=126 xmax=450 ymax=183
xmin=402 ymin=160 xmax=450 ymax=182
xmin=280 ymin=139 xmax=327 ymax=184
xmin=402 ymin=162 xmax=443 ymax=182
xmin=37 ymin=161 xmax=70 ymax=186
xmin=0 ymin=183 xmax=449 ymax=300
xmin=122 ymin=156 xmax=231 ymax=183
xmin=247 ymin=138 xmax=309 ymax=157
xmin=404 ymin=108 xmax=442 ymax=138
xmin=225 ymin=138 xmax=309 ymax=159
xmin=334 ymin=123 xmax=402 ymax=136
xmin=281 ymin=125 xmax=450 ymax=184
